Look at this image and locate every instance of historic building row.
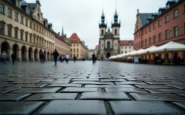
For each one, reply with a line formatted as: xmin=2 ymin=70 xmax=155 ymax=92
xmin=134 ymin=0 xmax=185 ymax=58
xmin=0 ymin=0 xmax=72 ymax=61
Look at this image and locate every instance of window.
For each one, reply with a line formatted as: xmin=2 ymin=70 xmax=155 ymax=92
xmin=158 ymin=20 xmax=162 ymax=27
xmin=158 ymin=33 xmax=161 ymax=42
xmin=184 ymin=4 xmax=185 ymax=13
xmin=26 ymin=19 xmax=28 ymax=26
xmin=165 ymin=30 xmax=169 ymax=40
xmin=16 ymin=1 xmax=19 ymax=7
xmin=25 ymin=33 xmax=28 ymax=42
xmin=0 ymin=23 xmax=5 ymax=35
xmin=115 ymin=29 xmax=117 ymax=35
xmin=174 ymin=10 xmax=178 ymax=18
xmin=0 ymin=4 xmax=4 ymax=14
xmin=174 ymin=26 xmax=178 ymax=37
xmin=14 ymin=29 xmax=18 ymax=39
xmin=14 ymin=12 xmax=18 ymax=21
xmin=20 ymin=16 xmax=24 ymax=24
xmin=165 ymin=15 xmax=169 ymax=23
xmin=145 ymin=39 xmax=147 ymax=46
xmin=153 ymin=35 xmax=156 ymax=43
xmin=8 ymin=26 xmax=12 ymax=37
xmin=30 ymin=34 xmax=32 ymax=43
xmin=125 ymin=46 xmax=127 ymax=49
xmin=148 ymin=26 xmax=151 ymax=32
xmin=101 ymin=30 xmax=104 ymax=35
xmin=107 ymin=41 xmax=110 ymax=48
xmin=8 ymin=8 xmax=12 ymax=18
xmin=153 ymin=23 xmax=156 ymax=29
xmin=149 ymin=37 xmax=151 ymax=44
xmin=30 ymin=22 xmax=32 ymax=28
xmin=20 ymin=31 xmax=24 ymax=40
xmin=184 ymin=23 xmax=185 ymax=34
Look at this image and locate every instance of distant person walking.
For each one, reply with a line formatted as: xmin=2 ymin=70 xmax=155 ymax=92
xmin=11 ymin=52 xmax=16 ymax=65
xmin=53 ymin=49 xmax=59 ymax=66
xmin=2 ymin=51 xmax=7 ymax=64
xmin=92 ymin=53 xmax=96 ymax=64
xmin=73 ymin=56 xmax=77 ymax=62
xmin=66 ymin=53 xmax=70 ymax=63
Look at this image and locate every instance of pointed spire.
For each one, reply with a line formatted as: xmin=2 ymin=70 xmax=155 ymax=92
xmin=61 ymin=26 xmax=64 ymax=36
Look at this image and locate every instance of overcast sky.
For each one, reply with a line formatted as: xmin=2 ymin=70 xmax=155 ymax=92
xmin=26 ymin=0 xmax=167 ymax=49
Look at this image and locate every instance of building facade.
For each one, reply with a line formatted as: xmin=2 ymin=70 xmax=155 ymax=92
xmin=98 ymin=11 xmax=120 ymax=60
xmin=55 ymin=32 xmax=71 ymax=57
xmin=120 ymin=40 xmax=134 ymax=54
xmin=134 ymin=0 xmax=185 ymax=58
xmin=0 ymin=0 xmax=55 ymax=61
xmin=69 ymin=33 xmax=88 ymax=59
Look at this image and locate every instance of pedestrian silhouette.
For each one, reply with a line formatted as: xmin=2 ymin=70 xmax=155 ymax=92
xmin=11 ymin=52 xmax=16 ymax=65
xmin=53 ymin=49 xmax=59 ymax=66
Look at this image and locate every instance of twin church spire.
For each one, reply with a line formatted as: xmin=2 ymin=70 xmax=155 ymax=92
xmin=99 ymin=10 xmax=120 ymax=28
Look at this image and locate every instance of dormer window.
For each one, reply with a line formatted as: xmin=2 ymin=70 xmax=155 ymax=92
xmin=16 ymin=1 xmax=19 ymax=7
xmin=167 ymin=4 xmax=170 ymax=8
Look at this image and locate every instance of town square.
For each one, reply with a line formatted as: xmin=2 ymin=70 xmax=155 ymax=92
xmin=0 ymin=0 xmax=185 ymax=114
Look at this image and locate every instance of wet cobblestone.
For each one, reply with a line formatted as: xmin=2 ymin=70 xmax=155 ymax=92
xmin=0 ymin=61 xmax=185 ymax=115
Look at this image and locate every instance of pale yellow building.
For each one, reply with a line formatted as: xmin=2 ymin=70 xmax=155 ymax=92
xmin=0 ymin=0 xmax=55 ymax=61
xmin=69 ymin=33 xmax=88 ymax=59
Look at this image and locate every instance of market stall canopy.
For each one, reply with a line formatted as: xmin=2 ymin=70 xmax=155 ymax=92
xmin=138 ymin=46 xmax=157 ymax=55
xmin=150 ymin=41 xmax=185 ymax=53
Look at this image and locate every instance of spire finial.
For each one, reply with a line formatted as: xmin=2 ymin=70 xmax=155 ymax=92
xmin=61 ymin=26 xmax=64 ymax=36
xmin=137 ymin=9 xmax=139 ymax=14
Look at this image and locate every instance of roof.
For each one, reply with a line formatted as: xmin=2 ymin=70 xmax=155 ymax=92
xmin=120 ymin=40 xmax=134 ymax=45
xmin=139 ymin=13 xmax=153 ymax=26
xmin=68 ymin=33 xmax=81 ymax=43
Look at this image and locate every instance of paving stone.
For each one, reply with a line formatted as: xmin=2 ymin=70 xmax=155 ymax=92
xmin=11 ymin=88 xmax=61 ymax=94
xmin=0 ymin=87 xmax=20 ymax=94
xmin=0 ymin=84 xmax=12 ymax=88
xmin=25 ymin=93 xmax=78 ymax=101
xmin=136 ymin=85 xmax=173 ymax=89
xmin=39 ymin=100 xmax=106 ymax=115
xmin=116 ymin=81 xmax=146 ymax=85
xmin=71 ymin=81 xmax=113 ymax=85
xmin=0 ymin=94 xmax=30 ymax=101
xmin=100 ymin=79 xmax=126 ymax=82
xmin=80 ymin=92 xmax=131 ymax=100
xmin=168 ymin=84 xmax=185 ymax=89
xmin=47 ymin=84 xmax=82 ymax=87
xmin=61 ymin=88 xmax=100 ymax=93
xmin=71 ymin=79 xmax=99 ymax=82
xmin=146 ymin=89 xmax=185 ymax=94
xmin=110 ymin=101 xmax=185 ymax=115
xmin=105 ymin=88 xmax=147 ymax=93
xmin=0 ymin=102 xmax=44 ymax=115
xmin=12 ymin=84 xmax=48 ymax=88
xmin=130 ymin=93 xmax=185 ymax=101
xmin=173 ymin=102 xmax=185 ymax=110
xmin=85 ymin=85 xmax=135 ymax=88
xmin=10 ymin=80 xmax=40 ymax=84
xmin=146 ymin=81 xmax=172 ymax=85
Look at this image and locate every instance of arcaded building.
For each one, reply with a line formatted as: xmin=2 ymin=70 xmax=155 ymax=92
xmin=98 ymin=11 xmax=120 ymax=60
xmin=0 ymin=0 xmax=55 ymax=61
xmin=134 ymin=0 xmax=185 ymax=58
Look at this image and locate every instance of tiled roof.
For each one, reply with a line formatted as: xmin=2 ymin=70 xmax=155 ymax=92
xmin=139 ymin=13 xmax=153 ymax=27
xmin=68 ymin=33 xmax=81 ymax=43
xmin=120 ymin=40 xmax=134 ymax=45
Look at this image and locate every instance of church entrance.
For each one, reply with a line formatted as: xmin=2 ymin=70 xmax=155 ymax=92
xmin=106 ymin=52 xmax=111 ymax=59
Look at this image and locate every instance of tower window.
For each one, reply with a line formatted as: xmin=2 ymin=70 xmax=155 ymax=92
xmin=115 ymin=29 xmax=117 ymax=35
xmin=101 ymin=30 xmax=104 ymax=35
xmin=107 ymin=41 xmax=110 ymax=48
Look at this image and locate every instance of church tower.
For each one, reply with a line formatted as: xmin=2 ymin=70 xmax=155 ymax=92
xmin=111 ymin=10 xmax=120 ymax=56
xmin=99 ymin=11 xmax=107 ymax=38
xmin=111 ymin=10 xmax=121 ymax=38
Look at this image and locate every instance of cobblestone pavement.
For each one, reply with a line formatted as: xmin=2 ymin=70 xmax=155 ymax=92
xmin=0 ymin=61 xmax=185 ymax=115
